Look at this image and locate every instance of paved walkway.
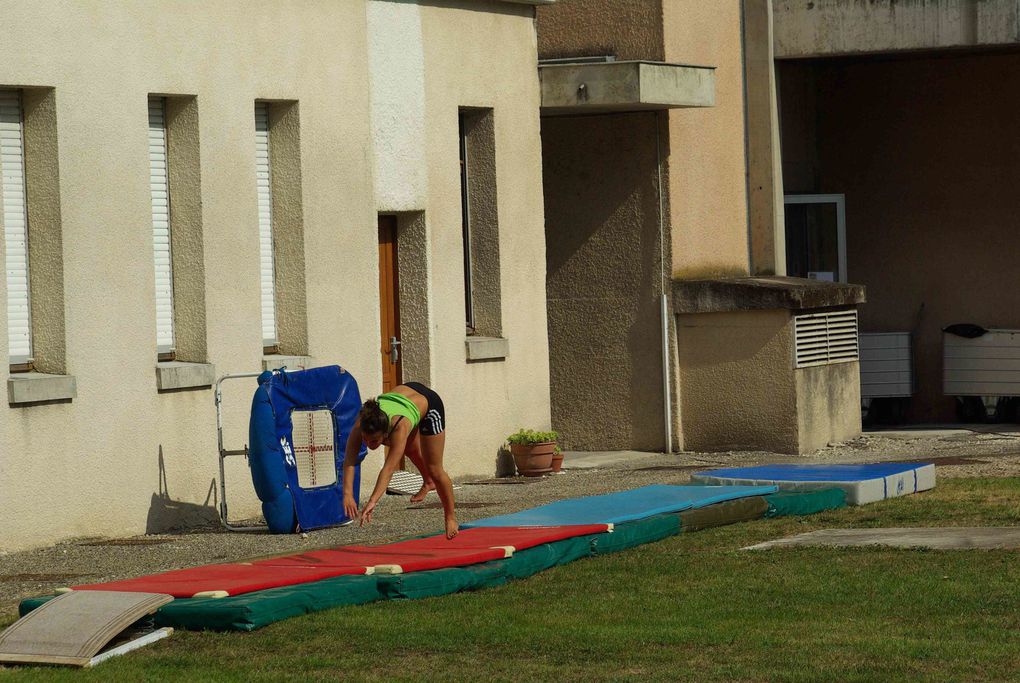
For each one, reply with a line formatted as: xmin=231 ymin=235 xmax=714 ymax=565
xmin=745 ymin=527 xmax=1020 ymax=551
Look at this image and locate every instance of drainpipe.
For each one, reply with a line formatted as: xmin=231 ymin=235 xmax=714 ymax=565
xmin=656 ymin=114 xmax=673 ymax=454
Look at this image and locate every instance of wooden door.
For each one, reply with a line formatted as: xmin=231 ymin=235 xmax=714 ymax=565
xmin=378 ymin=216 xmax=402 ymax=393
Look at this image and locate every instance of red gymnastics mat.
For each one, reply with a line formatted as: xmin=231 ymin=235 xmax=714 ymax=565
xmin=254 ymin=546 xmax=510 ymax=573
xmin=387 ymin=524 xmax=612 ymax=553
xmin=255 ymin=525 xmax=610 ymax=572
xmin=70 ymin=524 xmax=611 ymax=598
xmin=73 ymin=563 xmax=358 ymax=599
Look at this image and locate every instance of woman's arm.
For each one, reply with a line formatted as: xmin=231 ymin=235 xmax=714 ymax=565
xmin=342 ymin=418 xmax=363 ymax=520
xmin=359 ymin=421 xmax=409 ymax=525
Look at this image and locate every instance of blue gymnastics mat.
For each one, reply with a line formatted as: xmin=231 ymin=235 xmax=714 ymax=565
xmin=461 ymin=484 xmax=777 ymax=528
xmin=690 ymin=463 xmax=936 ymax=506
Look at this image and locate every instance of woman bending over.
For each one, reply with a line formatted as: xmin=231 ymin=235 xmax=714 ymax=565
xmin=342 ymin=382 xmax=458 ymax=539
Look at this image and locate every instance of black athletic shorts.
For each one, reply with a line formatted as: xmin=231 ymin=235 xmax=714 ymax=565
xmin=404 ymin=382 xmax=446 ymax=436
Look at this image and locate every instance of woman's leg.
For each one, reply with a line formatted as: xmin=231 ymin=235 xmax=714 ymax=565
xmin=403 ymin=436 xmax=436 ymax=502
xmin=420 ymin=431 xmax=457 ymax=538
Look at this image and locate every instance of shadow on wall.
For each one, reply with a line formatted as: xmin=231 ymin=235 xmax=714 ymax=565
xmin=146 ymin=446 xmax=220 ymax=533
xmin=495 ymin=447 xmax=515 ymax=478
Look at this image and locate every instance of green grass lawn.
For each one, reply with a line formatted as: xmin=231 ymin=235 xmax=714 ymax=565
xmin=4 ymin=478 xmax=1020 ymax=682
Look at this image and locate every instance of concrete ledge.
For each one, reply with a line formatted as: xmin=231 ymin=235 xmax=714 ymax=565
xmin=465 ymin=336 xmax=509 ymax=362
xmin=774 ymin=0 xmax=1020 ymax=59
xmin=262 ymin=355 xmax=312 ymax=372
xmin=156 ymin=362 xmax=215 ymax=391
xmin=673 ymin=276 xmax=866 ymax=314
xmin=7 ymin=372 xmax=77 ymax=405
xmin=540 ymin=61 xmax=715 ymax=115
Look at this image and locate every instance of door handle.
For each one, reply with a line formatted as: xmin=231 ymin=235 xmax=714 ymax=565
xmin=389 ymin=336 xmax=401 ymax=365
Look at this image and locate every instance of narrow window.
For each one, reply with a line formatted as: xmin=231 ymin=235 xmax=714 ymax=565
xmin=148 ymin=96 xmax=175 ymax=358
xmin=458 ymin=108 xmax=501 ymax=338
xmin=254 ymin=101 xmax=306 ymax=358
xmin=0 ymin=89 xmax=32 ymax=368
xmin=459 ymin=112 xmax=474 ymax=332
xmin=255 ymin=102 xmax=278 ymax=351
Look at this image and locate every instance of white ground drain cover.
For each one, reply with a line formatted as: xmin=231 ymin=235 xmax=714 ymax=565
xmin=744 ymin=527 xmax=1020 ymax=551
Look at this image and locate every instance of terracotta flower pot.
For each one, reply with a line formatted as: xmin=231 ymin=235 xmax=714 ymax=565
xmin=511 ymin=442 xmax=555 ymax=477
xmin=550 ymin=451 xmax=564 ymax=473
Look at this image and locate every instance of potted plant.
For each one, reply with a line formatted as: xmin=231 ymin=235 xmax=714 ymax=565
xmin=507 ymin=429 xmax=558 ymax=477
xmin=551 ymin=445 xmax=564 ymax=473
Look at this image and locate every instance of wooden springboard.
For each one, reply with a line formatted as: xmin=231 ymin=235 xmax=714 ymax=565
xmin=0 ymin=590 xmax=173 ymax=667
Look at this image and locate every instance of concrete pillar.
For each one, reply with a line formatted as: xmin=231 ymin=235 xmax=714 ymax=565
xmin=742 ymin=0 xmax=787 ymax=276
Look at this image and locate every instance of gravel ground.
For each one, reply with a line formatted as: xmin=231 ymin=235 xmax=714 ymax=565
xmin=3 ymin=426 xmax=1019 ymax=619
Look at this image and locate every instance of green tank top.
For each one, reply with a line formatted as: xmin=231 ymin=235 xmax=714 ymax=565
xmin=377 ymin=391 xmax=420 ymax=430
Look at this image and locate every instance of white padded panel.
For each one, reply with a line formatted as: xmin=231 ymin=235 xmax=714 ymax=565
xmin=914 ymin=464 xmax=937 ymax=492
xmin=290 ymin=409 xmax=337 ymax=489
xmin=692 ymin=464 xmax=937 ymax=506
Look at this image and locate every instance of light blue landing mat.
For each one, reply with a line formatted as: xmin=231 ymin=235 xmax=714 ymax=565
xmin=461 ymin=484 xmax=778 ymax=528
xmin=690 ymin=463 xmax=936 ymax=505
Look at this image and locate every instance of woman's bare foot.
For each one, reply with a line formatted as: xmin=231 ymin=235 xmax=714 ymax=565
xmin=445 ymin=517 xmax=459 ymax=540
xmin=410 ymin=480 xmax=436 ymax=503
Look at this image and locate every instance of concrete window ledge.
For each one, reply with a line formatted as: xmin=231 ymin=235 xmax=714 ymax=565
xmin=673 ymin=276 xmax=866 ymax=314
xmin=8 ymin=372 xmax=77 ymax=405
xmin=156 ymin=361 xmax=215 ymax=391
xmin=465 ymin=336 xmax=509 ymax=362
xmin=262 ymin=355 xmax=312 ymax=372
xmin=540 ymin=61 xmax=716 ymax=116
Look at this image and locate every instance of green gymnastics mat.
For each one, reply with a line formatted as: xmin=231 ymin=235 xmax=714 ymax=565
xmin=18 ymin=490 xmax=845 ymax=632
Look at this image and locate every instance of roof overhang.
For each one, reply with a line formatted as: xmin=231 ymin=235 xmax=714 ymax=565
xmin=539 ymin=61 xmax=715 ymax=116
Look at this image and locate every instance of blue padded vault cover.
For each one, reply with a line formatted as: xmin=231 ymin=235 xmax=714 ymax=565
xmin=692 ymin=463 xmax=927 ymax=482
xmin=248 ymin=365 xmax=367 ymax=533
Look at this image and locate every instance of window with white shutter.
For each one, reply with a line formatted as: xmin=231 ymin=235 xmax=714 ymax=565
xmin=1 ymin=89 xmax=32 ymax=366
xmin=255 ymin=102 xmax=278 ymax=349
xmin=794 ymin=309 xmax=859 ymax=368
xmin=148 ymin=96 xmax=175 ymax=355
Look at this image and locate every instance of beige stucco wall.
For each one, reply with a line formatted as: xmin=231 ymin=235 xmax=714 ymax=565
xmin=406 ymin=0 xmax=552 ymax=478
xmin=0 ymin=0 xmax=548 ymax=552
xmin=796 ymin=360 xmax=862 ymax=453
xmin=542 ymin=112 xmax=666 ymax=452
xmin=20 ymin=89 xmax=67 ymax=375
xmin=536 ymin=0 xmax=665 ymax=61
xmin=663 ymin=1 xmax=750 ymax=279
xmin=677 ymin=307 xmax=860 ymax=453
xmin=779 ymin=52 xmax=1020 ymax=422
xmin=0 ymin=1 xmax=377 ymax=551
xmin=677 ymin=310 xmax=798 ymax=452
xmin=363 ymin=0 xmax=550 ymax=481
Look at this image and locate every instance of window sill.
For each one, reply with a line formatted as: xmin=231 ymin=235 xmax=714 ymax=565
xmin=156 ymin=361 xmax=215 ymax=391
xmin=262 ymin=355 xmax=312 ymax=372
xmin=8 ymin=372 xmax=77 ymax=405
xmin=465 ymin=336 xmax=509 ymax=362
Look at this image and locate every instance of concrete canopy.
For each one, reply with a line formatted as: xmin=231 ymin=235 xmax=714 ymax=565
xmin=539 ymin=61 xmax=715 ymax=115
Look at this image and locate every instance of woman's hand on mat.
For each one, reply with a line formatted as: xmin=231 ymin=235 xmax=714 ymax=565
xmin=360 ymin=499 xmax=378 ymax=527
xmin=445 ymin=517 xmax=459 ymax=540
xmin=343 ymin=494 xmax=358 ymax=522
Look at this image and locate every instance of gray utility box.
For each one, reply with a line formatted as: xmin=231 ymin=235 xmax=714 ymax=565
xmin=860 ymin=332 xmax=913 ymax=398
xmin=943 ymin=329 xmax=1020 ymax=397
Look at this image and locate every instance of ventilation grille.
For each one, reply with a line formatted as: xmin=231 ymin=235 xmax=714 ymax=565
xmin=794 ymin=310 xmax=859 ymax=368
